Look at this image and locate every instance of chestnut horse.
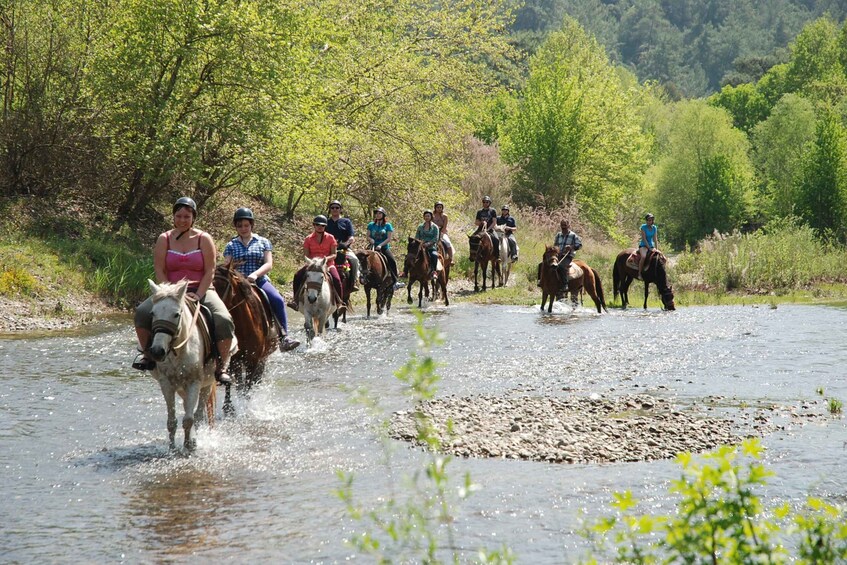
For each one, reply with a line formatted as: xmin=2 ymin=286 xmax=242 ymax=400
xmin=468 ymin=226 xmax=500 ymax=292
xmin=539 ymin=246 xmax=607 ymax=313
xmin=613 ymin=248 xmax=675 ymax=310
xmin=213 ymin=260 xmax=279 ymax=411
xmin=331 ymin=250 xmax=353 ymax=328
xmin=356 ymin=249 xmax=395 ymax=317
xmin=404 ymin=238 xmax=449 ymax=308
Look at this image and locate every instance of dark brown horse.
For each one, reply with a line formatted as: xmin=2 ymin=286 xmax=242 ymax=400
xmin=404 ymin=238 xmax=449 ymax=308
xmin=613 ymin=248 xmax=676 ymax=310
xmin=356 ymin=249 xmax=395 ymax=317
xmin=539 ymin=246 xmax=607 ymax=313
xmin=331 ymin=250 xmax=353 ymax=328
xmin=468 ymin=226 xmax=500 ymax=292
xmin=213 ymin=259 xmax=279 ymax=412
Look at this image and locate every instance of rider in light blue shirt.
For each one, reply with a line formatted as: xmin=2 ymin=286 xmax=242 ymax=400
xmin=638 ymin=213 xmax=659 ymax=279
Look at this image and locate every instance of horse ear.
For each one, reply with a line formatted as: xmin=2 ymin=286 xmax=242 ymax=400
xmin=176 ymin=280 xmax=189 ymax=301
xmin=148 ymin=279 xmax=159 ymax=294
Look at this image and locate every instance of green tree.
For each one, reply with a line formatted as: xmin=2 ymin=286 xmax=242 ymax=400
xmin=708 ymin=82 xmax=771 ymax=134
xmin=500 ymin=17 xmax=650 ymax=235
xmin=87 ymin=0 xmax=322 ymax=229
xmin=796 ymin=108 xmax=847 ymax=238
xmin=751 ymin=93 xmax=816 ymax=219
xmin=651 ymin=100 xmax=754 ymax=247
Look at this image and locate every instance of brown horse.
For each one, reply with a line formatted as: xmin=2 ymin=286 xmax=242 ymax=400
xmin=468 ymin=226 xmax=500 ymax=292
xmin=213 ymin=259 xmax=279 ymax=411
xmin=539 ymin=246 xmax=607 ymax=313
xmin=331 ymin=250 xmax=353 ymax=328
xmin=356 ymin=249 xmax=395 ymax=317
xmin=404 ymin=238 xmax=449 ymax=308
xmin=613 ymin=248 xmax=675 ymax=310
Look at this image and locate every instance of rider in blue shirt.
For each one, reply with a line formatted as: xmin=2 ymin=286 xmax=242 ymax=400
xmin=637 ymin=213 xmax=659 ymax=279
xmin=224 ymin=208 xmax=300 ymax=351
xmin=326 ymin=199 xmax=360 ymax=291
xmin=367 ymin=207 xmax=401 ymax=286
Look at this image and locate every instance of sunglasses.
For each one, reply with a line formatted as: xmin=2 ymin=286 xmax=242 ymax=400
xmin=330 ymin=206 xmax=341 ymax=209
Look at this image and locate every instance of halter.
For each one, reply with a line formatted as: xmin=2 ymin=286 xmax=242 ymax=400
xmin=214 ymin=268 xmax=249 ymax=313
xmin=152 ymin=298 xmax=201 ymax=353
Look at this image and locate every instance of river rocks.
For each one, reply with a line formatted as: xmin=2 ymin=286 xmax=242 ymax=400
xmin=390 ymin=394 xmax=759 ymax=464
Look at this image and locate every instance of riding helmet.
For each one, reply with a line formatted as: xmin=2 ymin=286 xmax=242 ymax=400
xmin=173 ymin=196 xmax=197 ymax=216
xmin=645 ymin=213 xmax=655 ymax=220
xmin=313 ymin=214 xmax=328 ymax=226
xmin=423 ymin=209 xmax=433 ymax=218
xmin=482 ymin=195 xmax=492 ymax=203
xmin=434 ymin=201 xmax=444 ymax=208
xmin=233 ymin=207 xmax=255 ymax=223
xmin=501 ymin=205 xmax=509 ymax=211
xmin=373 ymin=206 xmax=386 ymax=216
xmin=329 ymin=199 xmax=342 ymax=209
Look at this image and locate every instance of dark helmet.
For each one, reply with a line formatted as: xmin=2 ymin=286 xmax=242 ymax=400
xmin=313 ymin=214 xmax=328 ymax=226
xmin=373 ymin=206 xmax=386 ymax=216
xmin=482 ymin=195 xmax=492 ymax=203
xmin=233 ymin=207 xmax=254 ymax=223
xmin=501 ymin=205 xmax=510 ymax=211
xmin=434 ymin=201 xmax=444 ymax=208
xmin=645 ymin=213 xmax=655 ymax=220
xmin=423 ymin=209 xmax=433 ymax=217
xmin=173 ymin=196 xmax=197 ymax=216
xmin=329 ymin=199 xmax=342 ymax=209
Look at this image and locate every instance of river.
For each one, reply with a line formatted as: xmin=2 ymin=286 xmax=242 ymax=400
xmin=1 ymin=302 xmax=845 ymax=563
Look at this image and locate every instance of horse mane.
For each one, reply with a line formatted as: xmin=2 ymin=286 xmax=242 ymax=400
xmin=305 ymin=256 xmax=327 ymax=271
xmin=152 ymin=280 xmax=188 ymax=302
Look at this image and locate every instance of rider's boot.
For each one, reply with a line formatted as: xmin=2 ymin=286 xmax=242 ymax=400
xmin=279 ymin=333 xmax=300 ymax=352
xmin=132 ymin=350 xmax=156 ymax=371
xmin=215 ymin=339 xmax=233 ymax=385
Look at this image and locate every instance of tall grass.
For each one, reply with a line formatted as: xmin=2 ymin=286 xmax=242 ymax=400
xmin=672 ymin=221 xmax=847 ymax=292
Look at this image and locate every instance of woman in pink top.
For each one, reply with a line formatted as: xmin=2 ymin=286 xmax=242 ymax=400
xmin=133 ymin=197 xmax=235 ymax=384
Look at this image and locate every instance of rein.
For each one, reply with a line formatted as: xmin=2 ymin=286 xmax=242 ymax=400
xmin=170 ymin=299 xmax=202 ymax=351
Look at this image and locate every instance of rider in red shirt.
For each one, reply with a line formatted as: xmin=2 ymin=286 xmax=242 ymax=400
xmin=293 ymin=215 xmax=345 ymax=309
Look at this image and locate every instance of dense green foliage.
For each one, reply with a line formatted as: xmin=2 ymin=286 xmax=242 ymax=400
xmin=582 ymin=438 xmax=847 ymax=563
xmin=512 ymin=0 xmax=846 ymax=97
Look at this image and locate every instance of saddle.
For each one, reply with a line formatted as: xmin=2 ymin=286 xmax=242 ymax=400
xmin=626 ymin=249 xmax=660 ymax=272
xmin=562 ymin=262 xmax=583 ymax=282
xmin=188 ymin=300 xmax=216 ymax=363
xmin=252 ymin=284 xmax=281 ymax=341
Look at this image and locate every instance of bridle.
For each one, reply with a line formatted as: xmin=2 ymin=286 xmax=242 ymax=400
xmin=151 ymin=297 xmax=201 ymax=353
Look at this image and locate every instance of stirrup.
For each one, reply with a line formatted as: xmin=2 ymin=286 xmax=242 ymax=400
xmin=280 ymin=336 xmax=300 ymax=352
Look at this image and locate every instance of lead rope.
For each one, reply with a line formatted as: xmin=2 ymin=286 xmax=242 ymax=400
xmin=171 ymin=299 xmax=202 ymax=351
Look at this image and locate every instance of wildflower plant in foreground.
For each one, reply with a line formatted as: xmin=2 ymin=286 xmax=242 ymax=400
xmin=581 ymin=438 xmax=847 ymax=564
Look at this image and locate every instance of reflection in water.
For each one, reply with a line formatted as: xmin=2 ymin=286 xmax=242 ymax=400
xmin=1 ymin=304 xmax=846 ymax=562
xmin=128 ymin=467 xmax=235 ymax=557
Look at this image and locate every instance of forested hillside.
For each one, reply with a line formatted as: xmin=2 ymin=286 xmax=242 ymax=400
xmin=511 ymin=0 xmax=847 ymax=97
xmin=5 ymin=0 xmax=847 ymax=256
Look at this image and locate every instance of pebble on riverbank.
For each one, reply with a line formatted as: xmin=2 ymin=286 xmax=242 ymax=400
xmin=390 ymin=394 xmax=803 ymax=464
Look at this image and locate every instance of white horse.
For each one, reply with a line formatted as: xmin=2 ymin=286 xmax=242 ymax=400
xmin=147 ymin=280 xmax=219 ymax=452
xmin=297 ymin=257 xmax=335 ymax=343
xmin=492 ymin=224 xmax=516 ymax=286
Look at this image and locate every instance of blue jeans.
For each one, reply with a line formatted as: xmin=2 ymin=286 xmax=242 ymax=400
xmin=257 ymin=278 xmax=289 ymax=334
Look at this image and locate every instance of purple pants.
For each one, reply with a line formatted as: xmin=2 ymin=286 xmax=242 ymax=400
xmin=257 ymin=278 xmax=289 ymax=334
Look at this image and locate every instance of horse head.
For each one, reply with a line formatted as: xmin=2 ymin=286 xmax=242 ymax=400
xmin=304 ymin=256 xmax=329 ymax=304
xmin=651 ymin=256 xmax=676 ymax=310
xmin=542 ymin=245 xmax=560 ymax=267
xmin=148 ymin=279 xmax=190 ymax=362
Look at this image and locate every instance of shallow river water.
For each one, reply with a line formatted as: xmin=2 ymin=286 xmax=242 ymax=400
xmin=1 ymin=301 xmax=846 ymax=563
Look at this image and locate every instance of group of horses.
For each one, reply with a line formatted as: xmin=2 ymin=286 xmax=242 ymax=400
xmin=143 ymin=231 xmax=675 ymax=452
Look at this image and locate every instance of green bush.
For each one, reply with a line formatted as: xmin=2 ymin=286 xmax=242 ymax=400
xmin=582 ymin=438 xmax=847 ymax=563
xmin=0 ymin=265 xmax=38 ymax=296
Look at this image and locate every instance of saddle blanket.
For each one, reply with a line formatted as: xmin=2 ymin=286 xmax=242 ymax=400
xmin=567 ymin=263 xmax=584 ymax=281
xmin=625 ymin=253 xmax=639 ymax=270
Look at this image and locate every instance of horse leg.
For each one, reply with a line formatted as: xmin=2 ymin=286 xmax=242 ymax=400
xmin=474 ymin=261 xmax=480 ymax=292
xmin=407 ymin=280 xmax=414 ymax=304
xmin=160 ymin=382 xmax=178 ymax=450
xmin=418 ymin=281 xmax=424 ymax=308
xmin=182 ymin=381 xmax=201 ymax=452
xmin=643 ymin=281 xmax=650 ymax=310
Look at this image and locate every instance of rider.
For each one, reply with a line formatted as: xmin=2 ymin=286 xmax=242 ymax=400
xmin=133 ymin=197 xmax=235 ymax=384
xmin=326 ymin=200 xmax=360 ymax=292
xmin=537 ymin=219 xmax=582 ymax=296
xmin=293 ymin=215 xmax=346 ymax=311
xmin=637 ymin=213 xmax=659 ymax=280
xmin=415 ymin=209 xmax=441 ymax=280
xmin=223 ymin=207 xmax=300 ymax=352
xmin=432 ymin=201 xmax=454 ymax=266
xmin=475 ymin=195 xmax=499 ymax=252
xmin=496 ymin=205 xmax=518 ymax=262
xmin=367 ymin=207 xmax=402 ymax=287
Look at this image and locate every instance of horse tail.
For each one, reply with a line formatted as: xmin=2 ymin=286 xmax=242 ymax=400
xmin=612 ymin=261 xmax=620 ymax=301
xmin=592 ymin=268 xmax=608 ymax=313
